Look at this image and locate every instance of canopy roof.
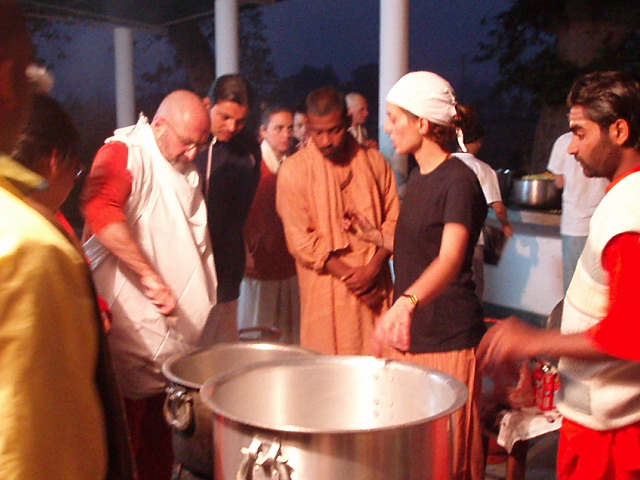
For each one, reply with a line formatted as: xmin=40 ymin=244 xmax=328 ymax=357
xmin=19 ymin=0 xmax=280 ymax=28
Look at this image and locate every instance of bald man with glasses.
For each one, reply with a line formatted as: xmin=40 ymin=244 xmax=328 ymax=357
xmin=82 ymin=90 xmax=221 ymax=480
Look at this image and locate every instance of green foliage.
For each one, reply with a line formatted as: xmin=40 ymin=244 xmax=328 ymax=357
xmin=476 ymin=0 xmax=640 ymax=106
xmin=139 ymin=59 xmax=186 ymax=92
xmin=239 ymin=6 xmax=277 ymax=101
xmin=267 ymin=65 xmax=343 ymax=106
xmin=27 ymin=17 xmax=73 ymax=65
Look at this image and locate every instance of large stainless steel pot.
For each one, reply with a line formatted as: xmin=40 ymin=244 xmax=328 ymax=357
xmin=200 ymin=356 xmax=468 ymax=480
xmin=510 ymin=178 xmax=561 ymax=209
xmin=162 ymin=342 xmax=316 ymax=478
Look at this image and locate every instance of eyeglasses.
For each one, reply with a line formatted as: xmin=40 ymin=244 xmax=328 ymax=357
xmin=164 ymin=119 xmax=209 ymax=153
xmin=61 ymin=155 xmax=85 ymax=182
xmin=74 ymin=164 xmax=85 ymax=181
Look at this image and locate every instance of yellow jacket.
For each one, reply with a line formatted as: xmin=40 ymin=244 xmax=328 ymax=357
xmin=0 ymin=155 xmax=107 ymax=480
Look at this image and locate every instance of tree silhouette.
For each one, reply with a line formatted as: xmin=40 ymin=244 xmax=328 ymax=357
xmin=477 ymin=0 xmax=640 ymax=171
xmin=266 ymin=65 xmax=344 ymax=107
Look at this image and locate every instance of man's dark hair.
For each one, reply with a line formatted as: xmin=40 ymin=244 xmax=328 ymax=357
xmin=567 ymin=70 xmax=640 ymax=150
xmin=260 ymin=104 xmax=293 ymax=128
xmin=12 ymin=94 xmax=79 ymax=174
xmin=207 ymin=74 xmax=255 ymax=109
xmin=305 ymin=87 xmax=349 ymax=125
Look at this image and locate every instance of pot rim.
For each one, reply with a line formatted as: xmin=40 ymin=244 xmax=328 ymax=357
xmin=162 ymin=342 xmax=317 ymax=390
xmin=512 ymin=178 xmax=557 ymax=183
xmin=200 ymin=355 xmax=468 ymax=434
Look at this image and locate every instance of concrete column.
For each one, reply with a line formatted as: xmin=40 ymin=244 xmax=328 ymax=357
xmin=215 ymin=0 xmax=240 ymax=75
xmin=379 ymin=0 xmax=409 ymax=194
xmin=114 ymin=27 xmax=135 ymax=127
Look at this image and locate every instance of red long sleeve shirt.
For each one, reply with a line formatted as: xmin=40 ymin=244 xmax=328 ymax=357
xmin=82 ymin=142 xmax=132 ymax=235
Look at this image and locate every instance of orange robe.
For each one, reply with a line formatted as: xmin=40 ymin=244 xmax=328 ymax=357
xmin=276 ymin=136 xmax=399 ymax=354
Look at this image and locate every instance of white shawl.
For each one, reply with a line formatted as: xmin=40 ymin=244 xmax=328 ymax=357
xmin=84 ymin=116 xmax=217 ymax=398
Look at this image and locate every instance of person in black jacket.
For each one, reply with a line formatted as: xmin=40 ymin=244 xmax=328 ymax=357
xmin=196 ymin=74 xmax=262 ymax=344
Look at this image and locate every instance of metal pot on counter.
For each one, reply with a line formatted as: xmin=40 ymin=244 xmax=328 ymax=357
xmin=162 ymin=342 xmax=316 ymax=478
xmin=509 ymin=177 xmax=561 ymax=210
xmin=200 ymin=355 xmax=468 ymax=480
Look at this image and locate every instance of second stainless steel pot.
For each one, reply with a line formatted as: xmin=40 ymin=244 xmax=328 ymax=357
xmin=162 ymin=342 xmax=316 ymax=477
xmin=510 ymin=178 xmax=561 ymax=209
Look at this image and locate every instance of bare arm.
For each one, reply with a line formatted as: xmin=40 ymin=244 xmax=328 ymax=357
xmin=372 ymin=223 xmax=468 ymax=354
xmin=490 ymin=201 xmax=513 ymax=238
xmin=477 ymin=316 xmax=608 ymax=370
xmin=95 ymin=222 xmax=177 ymax=315
xmin=480 ymin=232 xmax=640 ymax=369
xmin=554 ymin=174 xmax=565 ymax=190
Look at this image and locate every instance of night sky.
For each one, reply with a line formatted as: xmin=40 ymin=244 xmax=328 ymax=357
xmin=260 ymin=0 xmax=511 ymax=88
xmin=41 ymin=0 xmax=513 ymax=103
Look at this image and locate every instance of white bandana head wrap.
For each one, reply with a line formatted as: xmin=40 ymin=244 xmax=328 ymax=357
xmin=386 ymin=71 xmax=466 ymax=150
xmin=386 ymin=71 xmax=456 ymax=125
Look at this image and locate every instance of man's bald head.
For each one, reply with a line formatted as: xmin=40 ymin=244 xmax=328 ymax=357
xmin=155 ymin=90 xmax=209 ymax=129
xmin=345 ymin=92 xmax=369 ymax=128
xmin=151 ymin=90 xmax=211 ymax=164
xmin=345 ymin=92 xmax=365 ymax=109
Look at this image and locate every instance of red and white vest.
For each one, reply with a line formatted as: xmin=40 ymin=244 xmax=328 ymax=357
xmin=558 ymin=170 xmax=640 ymax=430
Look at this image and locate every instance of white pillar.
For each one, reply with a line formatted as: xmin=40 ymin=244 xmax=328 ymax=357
xmin=379 ymin=0 xmax=409 ymax=194
xmin=215 ymin=0 xmax=240 ymax=75
xmin=114 ymin=27 xmax=135 ymax=127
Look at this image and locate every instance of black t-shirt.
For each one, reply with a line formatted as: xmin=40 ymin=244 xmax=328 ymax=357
xmin=196 ymin=130 xmax=262 ymax=302
xmin=393 ymin=156 xmax=488 ymax=353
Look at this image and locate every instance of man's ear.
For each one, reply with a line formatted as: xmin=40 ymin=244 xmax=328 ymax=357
xmin=47 ymin=149 xmax=61 ymax=177
xmin=202 ymin=96 xmax=212 ymax=110
xmin=610 ymin=118 xmax=630 ymax=146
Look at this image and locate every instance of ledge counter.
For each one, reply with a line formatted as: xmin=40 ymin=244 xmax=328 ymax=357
xmin=483 ymin=208 xmax=563 ymax=323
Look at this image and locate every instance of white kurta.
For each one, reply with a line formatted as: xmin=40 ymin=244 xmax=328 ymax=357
xmin=84 ymin=117 xmax=218 ymax=398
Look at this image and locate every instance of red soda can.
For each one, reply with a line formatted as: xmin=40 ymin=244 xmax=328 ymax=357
xmin=534 ymin=360 xmax=560 ymax=411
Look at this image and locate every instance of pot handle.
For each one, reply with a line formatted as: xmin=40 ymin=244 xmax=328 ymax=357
xmin=236 ymin=436 xmax=292 ymax=480
xmin=237 ymin=437 xmax=260 ymax=480
xmin=163 ymin=385 xmax=193 ymax=432
xmin=274 ymin=462 xmax=292 ymax=480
